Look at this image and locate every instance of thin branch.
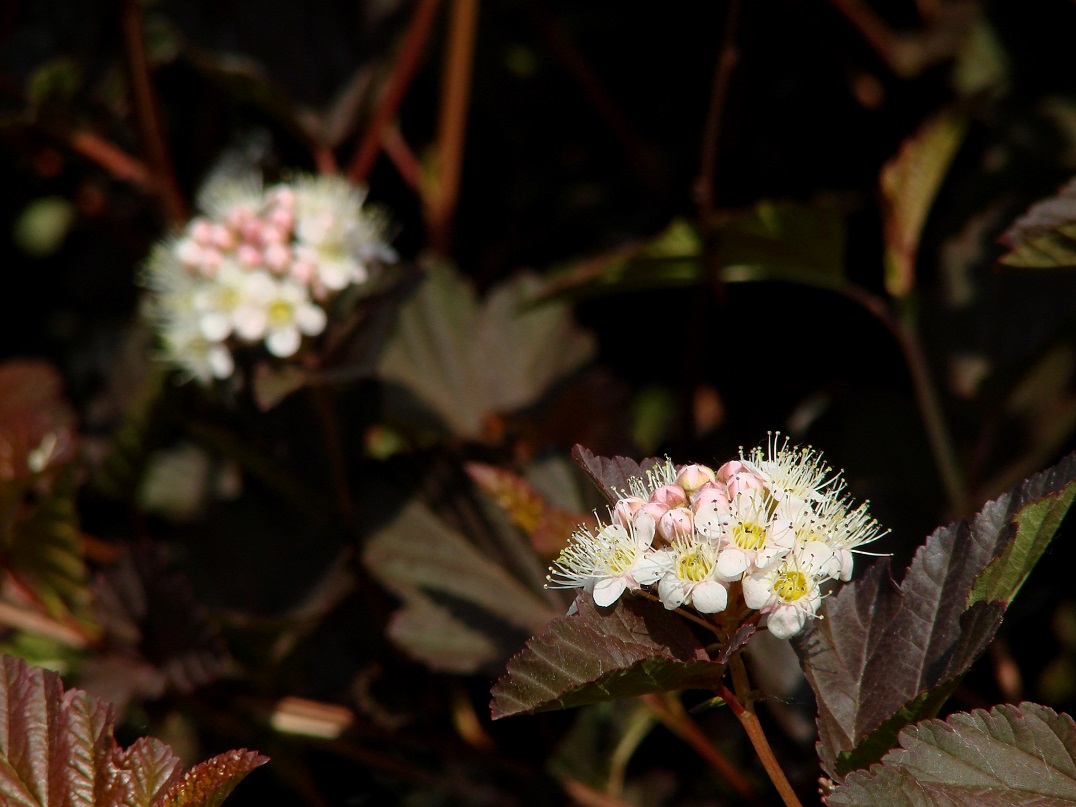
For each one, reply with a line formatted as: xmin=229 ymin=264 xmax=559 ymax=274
xmin=381 ymin=122 xmax=424 ymax=192
xmin=119 ymin=0 xmax=187 ymax=224
xmin=67 ymin=130 xmax=150 ymax=186
xmin=642 ymin=692 xmax=764 ymax=806
xmin=426 ymin=0 xmax=480 ymax=254
xmin=723 ymin=654 xmax=804 ymax=807
xmin=346 ymin=0 xmax=442 ymax=186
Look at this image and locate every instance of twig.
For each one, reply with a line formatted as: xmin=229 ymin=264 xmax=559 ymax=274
xmin=642 ymin=692 xmax=764 ymax=806
xmin=119 ymin=0 xmax=187 ymax=224
xmin=426 ymin=0 xmax=480 ymax=254
xmin=68 ymin=130 xmax=150 ymax=186
xmin=381 ymin=123 xmax=424 ymax=192
xmin=346 ymin=0 xmax=442 ymax=186
xmin=723 ymin=654 xmax=803 ymax=807
xmin=561 ymin=778 xmax=637 ymax=807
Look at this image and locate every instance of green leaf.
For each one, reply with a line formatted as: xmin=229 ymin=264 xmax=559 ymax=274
xmin=969 ymin=456 xmax=1076 ymax=606
xmin=796 ymin=452 xmax=1076 ymax=780
xmin=1000 ymin=176 xmax=1076 ymax=269
xmin=490 ymin=595 xmax=725 ymax=719
xmin=881 ymin=108 xmax=968 ymax=298
xmin=0 ymin=654 xmax=266 ymax=807
xmin=378 ymin=263 xmax=596 ymax=439
xmin=828 ymin=703 xmax=1076 ymax=806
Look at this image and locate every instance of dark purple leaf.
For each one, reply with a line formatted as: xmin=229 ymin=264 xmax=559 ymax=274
xmin=1000 ymin=176 xmax=1076 ymax=268
xmin=154 ymin=749 xmax=269 ymax=807
xmin=570 ymin=444 xmax=663 ymax=504
xmin=797 ymin=453 xmax=1076 ymax=779
xmin=0 ymin=654 xmax=266 ymax=807
xmin=828 ymin=703 xmax=1076 ymax=806
xmin=490 ymin=594 xmax=725 ymax=719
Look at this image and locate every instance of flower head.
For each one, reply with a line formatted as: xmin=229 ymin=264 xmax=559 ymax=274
xmin=143 ymin=172 xmax=395 ymax=384
xmin=653 ymin=538 xmax=730 ymax=613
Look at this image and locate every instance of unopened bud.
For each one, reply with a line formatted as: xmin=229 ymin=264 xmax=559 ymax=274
xmin=649 ymin=484 xmax=688 ymax=508
xmin=658 ymin=507 xmax=694 ymax=542
xmin=676 ymin=463 xmax=716 ymax=494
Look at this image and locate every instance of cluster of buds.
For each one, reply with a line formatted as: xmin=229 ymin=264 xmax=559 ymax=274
xmin=143 ymin=174 xmax=395 ymax=383
xmin=549 ymin=435 xmax=887 ymax=639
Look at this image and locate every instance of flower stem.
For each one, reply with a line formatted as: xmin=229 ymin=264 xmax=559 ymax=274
xmin=722 ymin=654 xmax=804 ymax=807
xmin=641 ymin=693 xmax=763 ymax=806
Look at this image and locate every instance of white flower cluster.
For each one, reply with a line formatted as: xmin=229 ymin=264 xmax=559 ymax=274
xmin=143 ymin=174 xmax=395 ymax=383
xmin=549 ymin=435 xmax=888 ymax=639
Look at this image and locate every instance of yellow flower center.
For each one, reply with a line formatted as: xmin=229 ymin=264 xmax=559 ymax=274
xmin=677 ymin=551 xmax=711 ymax=582
xmin=732 ymin=520 xmax=767 ymax=551
xmin=603 ymin=547 xmax=635 ymax=574
xmin=268 ymin=299 xmax=294 ymax=327
xmin=773 ymin=570 xmax=808 ymax=603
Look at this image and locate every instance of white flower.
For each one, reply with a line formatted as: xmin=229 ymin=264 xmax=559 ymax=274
xmin=742 ymin=432 xmax=840 ymax=504
xmin=548 ymin=513 xmax=662 ymax=607
xmin=193 ymin=260 xmax=249 ymax=341
xmin=742 ymin=546 xmax=827 ymax=639
xmin=653 ymin=539 xmax=730 ymax=613
xmin=811 ymin=497 xmax=889 ymax=581
xmin=234 ymin=273 xmax=327 ymax=358
xmin=695 ymin=488 xmax=783 ymax=579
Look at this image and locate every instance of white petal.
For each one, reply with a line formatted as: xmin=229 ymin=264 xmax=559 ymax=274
xmin=632 ymin=513 xmax=656 ymax=547
xmin=690 ymin=581 xmax=728 ymax=614
xmin=208 ymin=345 xmax=234 ymax=379
xmin=266 ymin=326 xmax=301 ymax=357
xmin=199 ymin=312 xmax=231 ymax=341
xmin=297 ymin=303 xmax=327 ymax=336
xmin=742 ymin=572 xmax=775 ymax=609
xmin=632 ymin=554 xmax=666 ymax=586
xmin=766 ymin=605 xmax=808 ymax=640
xmin=592 ymin=577 xmax=627 ymax=607
xmin=657 ymin=576 xmax=686 ymax=610
xmin=716 ymin=549 xmax=749 ymax=579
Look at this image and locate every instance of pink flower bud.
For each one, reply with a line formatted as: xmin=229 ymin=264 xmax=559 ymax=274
xmin=263 ymin=243 xmax=291 ymax=273
xmin=658 ymin=507 xmax=694 ymax=542
xmin=613 ymin=496 xmax=645 ymax=528
xmin=199 ymin=248 xmax=221 ymax=275
xmin=716 ymin=460 xmax=748 ymax=483
xmin=190 ymin=217 xmax=214 ymax=245
xmin=224 ymin=205 xmax=253 ymax=231
xmin=211 ymin=223 xmax=237 ymax=251
xmin=267 ymin=207 xmax=295 ymax=236
xmin=240 ymin=219 xmax=263 ymax=245
xmin=691 ymin=481 xmax=729 ymax=511
xmin=238 ymin=244 xmax=262 ymax=268
xmin=291 ymin=260 xmax=316 ymax=285
xmin=649 ymin=484 xmax=687 ymax=508
xmin=639 ymin=501 xmax=669 ymax=523
xmin=676 ymin=463 xmax=716 ymax=494
xmin=726 ymin=470 xmax=764 ymax=499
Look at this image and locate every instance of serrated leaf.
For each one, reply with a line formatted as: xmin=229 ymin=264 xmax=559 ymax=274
xmin=154 ymin=749 xmax=269 ymax=807
xmin=84 ymin=546 xmax=230 ymax=710
xmin=7 ymin=471 xmax=93 ymax=626
xmin=378 ymin=263 xmax=596 ymax=439
xmin=796 ymin=453 xmax=1076 ymax=780
xmin=970 ymin=455 xmax=1076 ymax=606
xmin=490 ymin=595 xmax=725 ymax=719
xmin=1000 ymin=176 xmax=1076 ymax=268
xmin=570 ymin=445 xmax=664 ymax=505
xmin=363 ymin=499 xmax=558 ymax=673
xmin=828 ymin=703 xmax=1076 ymax=806
xmin=881 ymin=108 xmax=968 ymax=298
xmin=0 ymin=654 xmax=265 ymax=807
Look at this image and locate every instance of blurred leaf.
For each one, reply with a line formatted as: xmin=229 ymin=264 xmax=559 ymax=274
xmin=363 ymin=498 xmax=558 ymax=674
xmin=7 ymin=471 xmax=94 ymax=626
xmin=1000 ymin=175 xmax=1076 ymax=268
xmin=251 ymin=364 xmax=308 ymax=412
xmin=571 ymin=444 xmax=663 ymax=505
xmin=0 ymin=360 xmax=77 ymax=480
xmin=828 ymin=703 xmax=1076 ymax=806
xmin=26 ymin=57 xmax=81 ymax=109
xmin=465 ymin=462 xmax=592 ymax=559
xmin=12 ymin=197 xmax=76 ymax=258
xmin=0 ymin=654 xmax=266 ymax=807
xmin=378 ymin=263 xmax=596 ymax=439
xmin=881 ymin=108 xmax=968 ymax=298
xmin=796 ymin=452 xmax=1076 ymax=779
xmin=83 ymin=546 xmax=230 ymax=711
xmin=489 ymin=594 xmax=724 ymax=719
xmin=541 ymin=202 xmax=847 ymax=301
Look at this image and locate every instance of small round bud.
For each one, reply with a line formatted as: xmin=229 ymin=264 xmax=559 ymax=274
xmin=658 ymin=507 xmax=694 ymax=543
xmin=676 ymin=464 xmax=716 ymax=494
xmin=691 ymin=481 xmax=729 ymax=511
xmin=613 ymin=496 xmax=645 ymax=528
xmin=649 ymin=484 xmax=688 ymax=508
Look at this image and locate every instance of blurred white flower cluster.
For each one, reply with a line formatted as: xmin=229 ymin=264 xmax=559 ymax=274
xmin=143 ymin=174 xmax=395 ymax=383
xmin=549 ymin=435 xmax=887 ymax=639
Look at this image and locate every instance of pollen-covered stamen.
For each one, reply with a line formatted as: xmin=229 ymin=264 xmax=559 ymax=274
xmin=677 ymin=550 xmax=712 ymax=582
xmin=732 ymin=519 xmax=767 ymax=551
xmin=268 ymin=299 xmax=295 ymax=327
xmin=774 ymin=569 xmax=808 ymax=602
